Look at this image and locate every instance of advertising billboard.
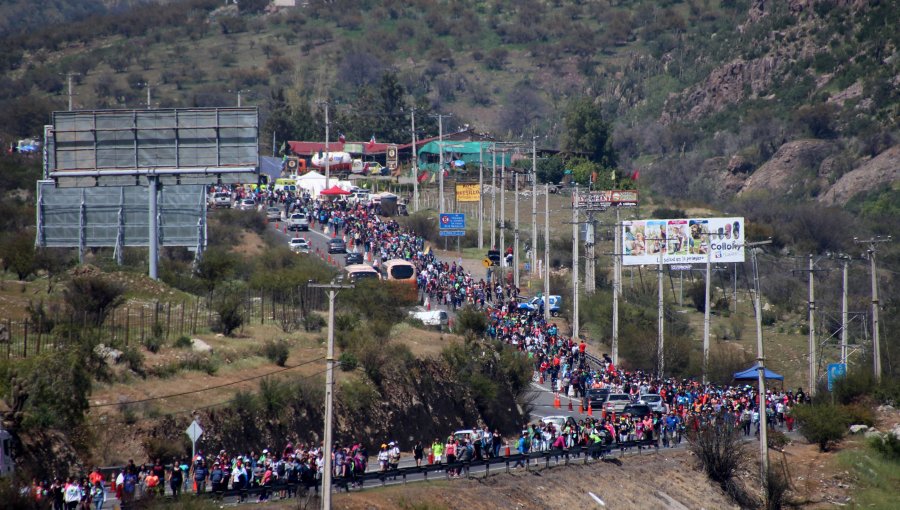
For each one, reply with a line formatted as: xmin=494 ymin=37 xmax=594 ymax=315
xmin=622 ymin=217 xmax=744 ymax=266
xmin=455 ymin=183 xmax=480 ymax=202
xmin=575 ymin=189 xmax=638 ymax=210
xmin=46 ymin=107 xmax=258 ymax=184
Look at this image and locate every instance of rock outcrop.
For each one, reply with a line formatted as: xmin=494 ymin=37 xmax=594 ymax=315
xmin=740 ymin=139 xmax=836 ymax=195
xmin=819 ymin=145 xmax=900 ymax=205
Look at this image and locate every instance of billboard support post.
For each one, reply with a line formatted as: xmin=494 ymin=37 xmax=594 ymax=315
xmin=612 ymin=208 xmax=620 ymax=365
xmin=514 ymin=171 xmax=519 ymax=288
xmin=703 ymin=245 xmax=711 ymax=384
xmin=78 ymin=189 xmax=86 ymax=265
xmin=657 ymin=243 xmax=665 ymax=379
xmin=572 ymin=185 xmax=579 ymax=340
xmin=490 ymin=146 xmax=496 ymax=249
xmin=148 ymin=176 xmax=159 ymax=280
xmin=478 ymin=145 xmax=484 ymax=250
xmin=544 ymin=183 xmax=550 ymax=322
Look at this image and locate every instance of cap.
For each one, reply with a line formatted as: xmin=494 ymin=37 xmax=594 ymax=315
xmin=388 ymin=441 xmax=395 ymax=446
xmin=262 ymin=449 xmax=269 ymax=454
xmin=381 ymin=444 xmax=387 ymax=448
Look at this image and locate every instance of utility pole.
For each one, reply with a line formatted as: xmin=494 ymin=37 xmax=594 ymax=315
xmin=747 ymin=240 xmax=772 ymax=499
xmin=841 ymin=257 xmax=849 ymax=365
xmin=491 ymin=146 xmax=497 ymax=249
xmin=703 ymin=241 xmax=712 ymax=384
xmin=237 ymin=90 xmax=244 ymax=107
xmin=793 ymin=255 xmax=827 ymax=395
xmin=146 ymin=84 xmax=152 ymax=109
xmin=584 ymin=213 xmax=596 ymax=294
xmin=657 ymin=243 xmax=665 ymax=378
xmin=318 ymin=101 xmax=332 ymax=190
xmin=65 ymin=73 xmax=80 ymax=111
xmin=478 ymin=144 xmax=484 ymax=250
xmin=572 ymin=185 xmax=579 ymax=340
xmin=514 ymin=168 xmax=520 ymax=287
xmin=410 ymin=109 xmax=418 ymax=212
xmin=431 ymin=114 xmax=452 ymax=214
xmin=612 ymin=208 xmax=621 ymax=365
xmin=500 ymin=155 xmax=506 ymax=279
xmin=855 ymin=236 xmax=891 ymax=380
xmin=531 ymin=136 xmax=538 ymax=274
xmin=309 ymin=280 xmax=354 ymax=510
xmin=544 ymin=183 xmax=550 ymax=321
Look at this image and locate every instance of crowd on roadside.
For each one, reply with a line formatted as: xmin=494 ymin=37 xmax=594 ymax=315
xmin=24 ymin=187 xmax=809 ymax=505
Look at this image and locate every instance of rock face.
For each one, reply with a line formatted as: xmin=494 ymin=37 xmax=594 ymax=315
xmin=819 ymin=145 xmax=900 ymax=205
xmin=740 ymin=140 xmax=836 ymax=195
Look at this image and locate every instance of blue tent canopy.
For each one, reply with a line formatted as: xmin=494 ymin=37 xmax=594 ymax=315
xmin=733 ymin=363 xmax=784 ymax=381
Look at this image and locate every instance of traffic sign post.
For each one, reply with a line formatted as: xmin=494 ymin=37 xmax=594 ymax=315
xmin=386 ymin=145 xmax=398 ymax=170
xmin=439 ymin=213 xmax=465 ymax=230
xmin=827 ymin=363 xmax=846 ymax=392
xmin=186 ymin=420 xmax=203 ymax=461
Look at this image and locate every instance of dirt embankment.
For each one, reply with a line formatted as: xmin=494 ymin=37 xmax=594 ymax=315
xmin=331 ymin=449 xmax=739 ymax=510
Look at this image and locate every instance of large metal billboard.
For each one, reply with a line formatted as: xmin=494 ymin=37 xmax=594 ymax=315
xmin=46 ymin=108 xmax=258 ymax=186
xmin=622 ymin=217 xmax=745 ymax=266
xmin=575 ymin=189 xmax=639 ymax=210
xmin=36 ymin=181 xmax=206 ymax=249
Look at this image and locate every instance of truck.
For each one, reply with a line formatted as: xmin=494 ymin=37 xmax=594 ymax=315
xmin=517 ymin=295 xmax=561 ymax=316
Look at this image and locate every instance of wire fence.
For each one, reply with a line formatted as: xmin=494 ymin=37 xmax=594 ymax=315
xmin=0 ymin=289 xmax=329 ymax=359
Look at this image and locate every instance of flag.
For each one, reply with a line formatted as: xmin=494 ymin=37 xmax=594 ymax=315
xmin=367 ymin=134 xmax=376 ymax=150
xmin=279 ymin=141 xmax=286 ymax=155
xmin=632 ymin=169 xmax=640 ymax=180
xmin=338 ymin=133 xmax=346 ymax=143
xmin=417 ymin=170 xmax=429 ymax=183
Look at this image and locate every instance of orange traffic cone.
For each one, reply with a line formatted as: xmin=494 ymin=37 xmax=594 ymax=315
xmin=539 ymin=373 xmax=544 ymax=384
xmin=587 ymin=402 xmax=593 ymax=416
xmin=553 ymin=393 xmax=561 ymax=409
xmin=579 ymin=402 xmax=584 ymax=414
xmin=568 ymin=400 xmax=573 ymax=411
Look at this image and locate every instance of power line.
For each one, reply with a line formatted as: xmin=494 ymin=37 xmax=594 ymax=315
xmin=89 ymin=356 xmax=325 ymax=408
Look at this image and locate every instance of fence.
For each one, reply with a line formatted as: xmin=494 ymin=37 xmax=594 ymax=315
xmin=1 ymin=288 xmax=329 ymax=359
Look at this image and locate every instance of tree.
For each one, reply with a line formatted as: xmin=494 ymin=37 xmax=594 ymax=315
xmin=562 ymin=97 xmax=617 ymax=168
xmin=537 ymin=154 xmax=566 ymax=184
xmin=792 ymin=403 xmax=847 ymax=451
xmin=63 ymin=275 xmax=125 ymax=326
xmin=687 ymin=420 xmax=749 ymax=501
xmin=0 ymin=230 xmax=37 ymax=280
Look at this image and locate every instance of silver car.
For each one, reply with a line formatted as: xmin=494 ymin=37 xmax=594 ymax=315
xmin=639 ymin=394 xmax=667 ymax=414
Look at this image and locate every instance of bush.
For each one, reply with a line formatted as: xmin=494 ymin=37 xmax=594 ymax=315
xmin=338 ymin=352 xmax=358 ymax=372
xmin=339 ymin=380 xmax=379 ymax=413
xmin=792 ymin=403 xmax=847 ymax=451
xmin=143 ymin=437 xmax=186 ymax=465
xmin=687 ymin=421 xmax=748 ymax=496
xmin=842 ymin=403 xmax=876 ymax=427
xmin=213 ymin=293 xmax=244 ymax=336
xmin=144 ymin=335 xmax=164 ymax=354
xmin=869 ymin=433 xmax=900 ymax=461
xmin=63 ymin=275 xmax=125 ymax=326
xmin=173 ymin=335 xmax=192 ymax=349
xmin=454 ymin=305 xmax=487 ymax=340
xmin=121 ymin=346 xmax=145 ymax=376
xmin=303 ymin=313 xmax=326 ymax=332
xmin=261 ymin=339 xmax=290 ymax=367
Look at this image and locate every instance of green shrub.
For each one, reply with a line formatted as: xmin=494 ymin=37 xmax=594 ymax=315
xmin=843 ymin=403 xmax=876 ymax=427
xmin=213 ymin=293 xmax=244 ymax=336
xmin=869 ymin=433 xmax=900 ymax=461
xmin=63 ymin=275 xmax=125 ymax=326
xmin=792 ymin=403 xmax=847 ymax=451
xmin=120 ymin=346 xmax=145 ymax=377
xmin=339 ymin=380 xmax=379 ymax=412
xmin=338 ymin=352 xmax=358 ymax=372
xmin=173 ymin=335 xmax=192 ymax=349
xmin=761 ymin=310 xmax=777 ymax=326
xmin=143 ymin=335 xmax=164 ymax=354
xmin=303 ymin=313 xmax=326 ymax=332
xmin=261 ymin=339 xmax=290 ymax=367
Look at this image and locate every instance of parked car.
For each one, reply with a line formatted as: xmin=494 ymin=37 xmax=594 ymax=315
xmin=345 ymin=252 xmax=364 ymax=265
xmin=288 ymin=213 xmax=309 ymax=231
xmin=327 ymin=238 xmax=346 ymax=254
xmin=639 ymin=394 xmax=667 ymax=414
xmin=540 ymin=416 xmax=569 ymax=430
xmin=237 ymin=198 xmax=256 ymax=211
xmin=622 ymin=403 xmax=653 ymax=419
xmin=603 ymin=393 xmax=632 ymax=414
xmin=408 ymin=308 xmax=449 ymax=327
xmin=585 ymin=388 xmax=611 ymax=409
xmin=211 ymin=191 xmax=231 ymax=208
xmin=266 ymin=206 xmax=282 ymax=221
xmin=518 ymin=295 xmax=561 ymax=316
xmin=289 ymin=237 xmax=310 ymax=254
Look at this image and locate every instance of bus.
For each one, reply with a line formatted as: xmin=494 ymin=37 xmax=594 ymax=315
xmin=344 ymin=264 xmax=381 ymax=283
xmin=381 ymin=259 xmax=418 ymax=301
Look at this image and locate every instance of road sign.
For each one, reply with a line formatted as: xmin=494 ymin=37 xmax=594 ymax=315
xmin=482 ymin=258 xmax=492 ymax=268
xmin=386 ymin=145 xmax=398 ymax=170
xmin=439 ymin=213 xmax=465 ymax=230
xmin=827 ymin=363 xmax=846 ymax=392
xmin=186 ymin=420 xmax=203 ymax=459
xmin=439 ymin=230 xmax=465 ymax=237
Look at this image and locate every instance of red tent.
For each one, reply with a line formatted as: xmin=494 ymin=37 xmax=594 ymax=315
xmin=319 ymin=185 xmax=351 ymax=196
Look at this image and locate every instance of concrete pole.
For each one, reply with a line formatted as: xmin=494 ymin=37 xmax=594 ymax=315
xmin=67 ymin=73 xmax=74 ymax=111
xmin=411 ymin=109 xmax=418 ymax=212
xmin=514 ymin=170 xmax=520 ymax=288
xmin=531 ymin=137 xmax=538 ymax=273
xmin=148 ymin=176 xmax=159 ymax=280
xmin=585 ymin=213 xmax=595 ymax=294
xmin=500 ymin=157 xmax=506 ymax=278
xmin=322 ymin=289 xmax=336 ymax=510
xmin=146 ymin=84 xmax=151 ymax=109
xmin=491 ymin=147 xmax=496 ymax=249
xmin=572 ymin=185 xmax=579 ymax=340
xmin=750 ymin=247 xmax=769 ymax=496
xmin=438 ymin=116 xmax=444 ymax=214
xmin=324 ymin=102 xmax=330 ymax=190
xmin=612 ymin=208 xmax=620 ymax=365
xmin=657 ymin=246 xmax=665 ymax=378
xmin=544 ymin=183 xmax=550 ymax=322
xmin=808 ymin=255 xmax=817 ymax=394
xmin=703 ymin=243 xmax=711 ymax=384
xmin=479 ymin=144 xmax=484 ymax=250
xmin=869 ymin=249 xmax=881 ymax=380
xmin=237 ymin=90 xmax=242 ymax=107
xmin=841 ymin=259 xmax=848 ymax=365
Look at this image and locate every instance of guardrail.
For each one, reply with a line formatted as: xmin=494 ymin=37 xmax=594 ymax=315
xmin=174 ymin=439 xmax=660 ymax=501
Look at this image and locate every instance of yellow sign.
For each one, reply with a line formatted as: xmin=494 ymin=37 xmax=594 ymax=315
xmin=482 ymin=258 xmax=492 ymax=268
xmin=455 ymin=183 xmax=480 ymax=203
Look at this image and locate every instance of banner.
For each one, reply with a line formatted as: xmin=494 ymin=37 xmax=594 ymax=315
xmin=622 ymin=217 xmax=745 ymax=266
xmin=575 ymin=189 xmax=638 ymax=209
xmin=455 ymin=183 xmax=480 ymax=202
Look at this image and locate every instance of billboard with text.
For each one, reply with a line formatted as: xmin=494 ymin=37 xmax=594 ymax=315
xmin=622 ymin=217 xmax=744 ymax=266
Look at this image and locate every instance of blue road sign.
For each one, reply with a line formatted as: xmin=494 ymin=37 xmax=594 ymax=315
xmin=439 ymin=213 xmax=465 ymax=230
xmin=439 ymin=230 xmax=465 ymax=237
xmin=827 ymin=363 xmax=846 ymax=392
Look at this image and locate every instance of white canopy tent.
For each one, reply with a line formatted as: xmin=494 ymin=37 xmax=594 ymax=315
xmin=295 ymin=171 xmax=352 ymax=197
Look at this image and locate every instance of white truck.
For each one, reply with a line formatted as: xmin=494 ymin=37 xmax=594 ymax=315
xmin=518 ymin=295 xmax=561 ymax=316
xmin=288 ymin=212 xmax=309 ymax=231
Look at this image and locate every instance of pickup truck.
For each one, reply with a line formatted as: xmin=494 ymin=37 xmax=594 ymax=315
xmin=408 ymin=309 xmax=449 ymax=327
xmin=287 ymin=213 xmax=309 ymax=231
xmin=210 ymin=192 xmax=231 ymax=208
xmin=517 ymin=295 xmax=561 ymax=316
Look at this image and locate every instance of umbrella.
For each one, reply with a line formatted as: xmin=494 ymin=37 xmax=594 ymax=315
xmin=319 ymin=185 xmax=351 ymax=196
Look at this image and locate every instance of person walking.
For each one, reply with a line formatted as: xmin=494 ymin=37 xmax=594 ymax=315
xmin=413 ymin=441 xmax=424 ymax=467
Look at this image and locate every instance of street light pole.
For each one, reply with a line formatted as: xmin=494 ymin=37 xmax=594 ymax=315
xmin=491 ymin=146 xmax=497 ymax=249
xmin=411 ymin=108 xmax=418 ymax=212
xmin=479 ymin=144 xmax=484 ymax=250
xmin=572 ymin=184 xmax=579 ymax=340
xmin=531 ymin=136 xmax=538 ymax=274
xmin=309 ymin=281 xmax=354 ymax=510
xmin=544 ymin=183 xmax=550 ymax=322
xmin=514 ymin=168 xmax=520 ymax=288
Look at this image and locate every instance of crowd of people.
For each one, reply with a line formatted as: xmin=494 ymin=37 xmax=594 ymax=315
xmin=24 ymin=185 xmax=808 ymax=505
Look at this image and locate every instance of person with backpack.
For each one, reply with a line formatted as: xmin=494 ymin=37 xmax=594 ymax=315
xmin=387 ymin=441 xmax=401 ymax=471
xmin=513 ymin=432 xmax=530 ymax=468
